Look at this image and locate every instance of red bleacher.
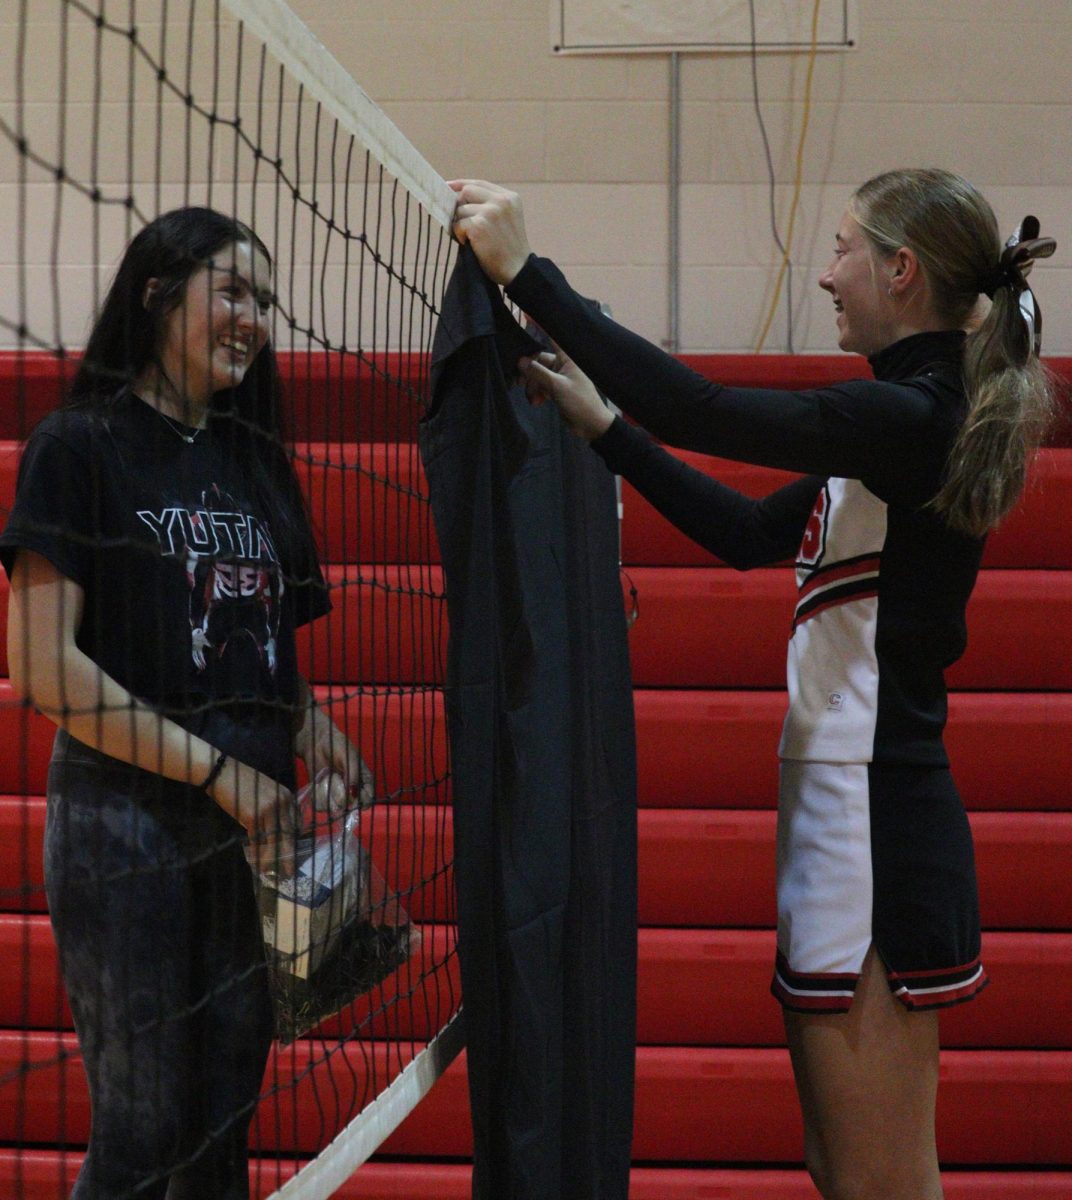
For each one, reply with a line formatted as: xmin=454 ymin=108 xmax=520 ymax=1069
xmin=1 ymin=351 xmax=1070 ymax=1197
xmin=4 ymin=1155 xmax=1072 ymax=1200
xmin=3 ymin=1033 xmax=1072 ymax=1163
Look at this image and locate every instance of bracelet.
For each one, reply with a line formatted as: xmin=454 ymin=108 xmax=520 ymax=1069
xmin=201 ymin=752 xmax=229 ymax=794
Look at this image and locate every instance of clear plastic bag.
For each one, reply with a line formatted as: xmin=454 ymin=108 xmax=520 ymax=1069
xmin=251 ymin=770 xmax=418 ymax=1044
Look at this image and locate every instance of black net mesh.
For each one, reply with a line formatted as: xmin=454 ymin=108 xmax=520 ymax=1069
xmin=0 ymin=2 xmax=460 ymax=1196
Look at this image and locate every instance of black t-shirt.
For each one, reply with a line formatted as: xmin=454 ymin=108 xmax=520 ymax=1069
xmin=0 ymin=392 xmax=330 ymax=783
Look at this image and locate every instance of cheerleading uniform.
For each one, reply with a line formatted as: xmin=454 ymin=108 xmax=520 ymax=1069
xmin=505 ymin=254 xmax=989 ymax=1013
xmin=0 ymin=394 xmax=329 ymax=1196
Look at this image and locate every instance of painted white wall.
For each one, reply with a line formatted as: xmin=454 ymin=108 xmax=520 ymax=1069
xmin=2 ymin=1 xmax=1069 ymax=353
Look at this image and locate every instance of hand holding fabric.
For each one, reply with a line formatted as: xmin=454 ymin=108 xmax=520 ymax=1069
xmin=520 ymin=349 xmax=615 ymax=442
xmin=448 ymin=179 xmax=532 ymax=286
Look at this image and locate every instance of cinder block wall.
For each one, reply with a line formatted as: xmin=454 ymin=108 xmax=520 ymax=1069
xmin=292 ymin=0 xmax=1072 ymax=354
xmin=2 ymin=0 xmax=1069 ymax=354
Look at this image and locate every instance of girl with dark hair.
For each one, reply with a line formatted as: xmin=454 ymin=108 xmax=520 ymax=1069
xmin=449 ymin=171 xmax=1055 ymax=1198
xmin=1 ymin=208 xmax=368 ymax=1198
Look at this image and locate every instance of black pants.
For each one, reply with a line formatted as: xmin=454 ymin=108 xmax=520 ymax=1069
xmin=45 ymin=731 xmax=274 ymax=1199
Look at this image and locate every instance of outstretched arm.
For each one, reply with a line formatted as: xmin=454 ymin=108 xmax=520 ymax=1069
xmin=592 ymin=417 xmax=820 ymax=569
xmin=450 ymin=180 xmax=933 ymax=483
xmin=515 ymin=346 xmax=818 ymax=567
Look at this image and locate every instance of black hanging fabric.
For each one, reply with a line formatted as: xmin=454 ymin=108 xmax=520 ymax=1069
xmin=419 ymin=246 xmax=637 ymax=1200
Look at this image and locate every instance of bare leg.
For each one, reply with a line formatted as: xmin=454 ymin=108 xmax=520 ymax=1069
xmin=784 ymin=946 xmax=943 ymax=1200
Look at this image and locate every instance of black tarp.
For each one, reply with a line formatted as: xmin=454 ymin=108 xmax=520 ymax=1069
xmin=418 ymin=247 xmax=637 ymax=1199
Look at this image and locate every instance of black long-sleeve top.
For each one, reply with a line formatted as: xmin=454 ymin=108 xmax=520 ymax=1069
xmin=507 ymin=254 xmax=986 ymax=765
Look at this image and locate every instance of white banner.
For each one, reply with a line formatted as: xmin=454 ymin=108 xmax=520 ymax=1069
xmin=552 ymin=0 xmax=856 ymax=54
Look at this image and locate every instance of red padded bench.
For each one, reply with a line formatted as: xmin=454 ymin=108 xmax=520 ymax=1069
xmin=5 ymin=913 xmax=1067 ymax=1050
xmin=4 ymin=351 xmax=1069 ymax=444
xmin=621 ymin=449 xmax=1072 ymax=570
xmin=3 ymin=1153 xmax=1069 ymax=1200
xmin=2 ymin=686 xmax=1071 ymax=812
xmin=1 ymin=560 xmax=1068 ymax=689
xmin=4 ymin=794 xmax=1069 ymax=928
xmin=3 ymin=1033 xmax=1070 ymax=1163
xmin=623 ymin=566 xmax=1072 ymax=689
xmin=5 ymin=441 xmax=1071 ymax=570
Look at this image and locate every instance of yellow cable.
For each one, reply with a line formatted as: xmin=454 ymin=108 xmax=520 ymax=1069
xmin=753 ymin=0 xmax=822 ymax=354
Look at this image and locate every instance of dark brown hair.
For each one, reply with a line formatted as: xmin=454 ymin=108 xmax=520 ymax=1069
xmin=68 ymin=207 xmax=315 ymax=572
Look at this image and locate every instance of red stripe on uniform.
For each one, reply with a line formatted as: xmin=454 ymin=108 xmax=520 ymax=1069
xmin=771 ymin=955 xmax=860 ymax=1013
xmin=793 ymin=587 xmax=879 ymax=631
xmin=798 ymin=555 xmax=881 ymax=602
xmin=887 ymin=955 xmax=983 ymax=981
xmin=771 ymin=977 xmax=855 ymax=1014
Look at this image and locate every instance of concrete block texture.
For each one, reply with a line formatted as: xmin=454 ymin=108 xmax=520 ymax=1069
xmin=1 ymin=0 xmax=1069 ymax=352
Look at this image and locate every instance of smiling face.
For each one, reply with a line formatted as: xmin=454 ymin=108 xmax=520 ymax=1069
xmin=154 ymin=239 xmax=273 ymax=408
xmin=818 ymin=211 xmax=900 ymax=358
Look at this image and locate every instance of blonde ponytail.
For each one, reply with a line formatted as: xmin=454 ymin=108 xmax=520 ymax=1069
xmin=935 ymin=285 xmax=1054 ymax=536
xmin=851 ymin=170 xmax=1056 ymax=537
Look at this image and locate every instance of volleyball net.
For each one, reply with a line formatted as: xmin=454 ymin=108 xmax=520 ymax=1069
xmin=0 ymin=1 xmax=461 ymax=1196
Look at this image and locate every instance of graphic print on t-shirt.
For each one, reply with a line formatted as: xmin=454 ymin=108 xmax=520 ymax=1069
xmin=137 ymin=484 xmax=283 ymax=683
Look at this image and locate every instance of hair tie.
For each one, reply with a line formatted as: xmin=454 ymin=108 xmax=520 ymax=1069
xmin=980 ymin=256 xmax=1027 ymax=300
xmin=981 ymin=216 xmax=1057 ymax=355
xmin=201 ymin=751 xmax=229 ymax=794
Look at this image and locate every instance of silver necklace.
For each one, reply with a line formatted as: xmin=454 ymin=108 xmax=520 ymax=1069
xmin=152 ymin=405 xmax=203 ymax=444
